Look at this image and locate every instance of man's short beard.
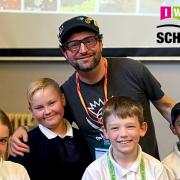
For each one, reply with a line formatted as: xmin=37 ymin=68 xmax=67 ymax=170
xmin=68 ymin=56 xmax=101 ymax=72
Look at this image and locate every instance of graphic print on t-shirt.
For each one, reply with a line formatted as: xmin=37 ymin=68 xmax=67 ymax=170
xmin=86 ymin=97 xmax=110 ymax=158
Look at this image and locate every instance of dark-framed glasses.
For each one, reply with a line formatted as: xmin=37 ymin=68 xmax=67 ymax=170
xmin=63 ymin=35 xmax=102 ymax=53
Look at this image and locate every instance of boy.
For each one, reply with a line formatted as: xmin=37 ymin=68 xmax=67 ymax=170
xmin=9 ymin=78 xmax=92 ymax=180
xmin=82 ymin=96 xmax=169 ymax=180
xmin=162 ymin=102 xmax=180 ymax=179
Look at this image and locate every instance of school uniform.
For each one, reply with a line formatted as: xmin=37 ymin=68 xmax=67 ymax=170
xmin=9 ymin=119 xmax=92 ymax=180
xmin=82 ymin=145 xmax=169 ymax=180
xmin=0 ymin=157 xmax=30 ymax=180
xmin=162 ymin=142 xmax=180 ymax=179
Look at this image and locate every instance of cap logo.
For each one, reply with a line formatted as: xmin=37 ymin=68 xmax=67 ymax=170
xmin=58 ymin=25 xmax=64 ymax=41
xmin=77 ymin=16 xmax=98 ymax=27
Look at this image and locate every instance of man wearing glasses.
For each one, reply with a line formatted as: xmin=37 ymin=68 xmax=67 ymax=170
xmin=10 ymin=16 xmax=176 ymax=161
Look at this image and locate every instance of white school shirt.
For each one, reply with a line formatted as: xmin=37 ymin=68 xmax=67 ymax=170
xmin=38 ymin=118 xmax=73 ymax=139
xmin=0 ymin=157 xmax=30 ymax=180
xmin=82 ymin=145 xmax=169 ymax=180
xmin=162 ymin=142 xmax=180 ymax=180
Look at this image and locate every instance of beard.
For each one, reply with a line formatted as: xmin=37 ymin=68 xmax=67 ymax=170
xmin=67 ymin=53 xmax=102 ymax=72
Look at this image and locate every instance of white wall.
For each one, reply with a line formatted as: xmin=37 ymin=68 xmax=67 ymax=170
xmin=144 ymin=61 xmax=179 ymax=160
xmin=0 ymin=60 xmax=179 ymax=160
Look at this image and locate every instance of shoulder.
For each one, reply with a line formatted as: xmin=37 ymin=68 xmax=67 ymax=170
xmin=162 ymin=151 xmax=178 ymax=165
xmin=107 ymin=57 xmax=146 ymax=76
xmin=107 ymin=57 xmax=144 ymax=68
xmin=4 ymin=160 xmax=27 ymax=172
xmin=28 ymin=126 xmax=41 ymax=137
xmin=27 ymin=127 xmax=44 ymax=144
xmin=3 ymin=161 xmax=30 ymax=179
xmin=82 ymin=154 xmax=108 ymax=179
xmin=61 ymin=72 xmax=76 ymax=90
xmin=141 ymin=152 xmax=171 ymax=179
xmin=143 ymin=152 xmax=164 ymax=170
xmin=85 ymin=153 xmax=107 ymax=171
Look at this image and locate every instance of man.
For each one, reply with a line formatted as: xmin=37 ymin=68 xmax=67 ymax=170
xmin=10 ymin=15 xmax=176 ymax=160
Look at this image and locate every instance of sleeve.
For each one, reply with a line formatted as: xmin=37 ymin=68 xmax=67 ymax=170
xmin=140 ymin=63 xmax=164 ymax=101
xmin=161 ymin=161 xmax=176 ymax=180
xmin=21 ymin=166 xmax=30 ymax=180
xmin=82 ymin=168 xmax=100 ymax=180
xmin=156 ymin=165 xmax=174 ymax=180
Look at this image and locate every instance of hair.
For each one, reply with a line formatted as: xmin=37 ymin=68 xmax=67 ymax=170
xmin=171 ymin=102 xmax=180 ymax=126
xmin=27 ymin=78 xmax=62 ymax=104
xmin=103 ymin=96 xmax=144 ymax=128
xmin=0 ymin=109 xmax=13 ymax=136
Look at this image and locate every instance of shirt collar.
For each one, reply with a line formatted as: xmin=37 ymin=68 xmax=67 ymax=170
xmin=108 ymin=144 xmax=142 ymax=177
xmin=174 ymin=141 xmax=180 ymax=155
xmin=38 ymin=119 xmax=73 ymax=139
xmin=0 ymin=157 xmax=3 ymax=167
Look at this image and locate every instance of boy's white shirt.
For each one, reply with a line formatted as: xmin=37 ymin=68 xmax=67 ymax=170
xmin=162 ymin=141 xmax=180 ymax=180
xmin=82 ymin=145 xmax=169 ymax=180
xmin=0 ymin=157 xmax=30 ymax=180
xmin=38 ymin=118 xmax=73 ymax=139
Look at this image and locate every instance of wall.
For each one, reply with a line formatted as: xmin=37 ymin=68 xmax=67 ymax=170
xmin=0 ymin=60 xmax=179 ymax=160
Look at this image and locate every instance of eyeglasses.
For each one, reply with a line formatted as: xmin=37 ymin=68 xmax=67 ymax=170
xmin=63 ymin=35 xmax=102 ymax=53
xmin=0 ymin=137 xmax=8 ymax=145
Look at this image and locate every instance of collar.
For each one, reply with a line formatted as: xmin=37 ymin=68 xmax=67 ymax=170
xmin=108 ymin=145 xmax=142 ymax=178
xmin=38 ymin=119 xmax=73 ymax=139
xmin=174 ymin=141 xmax=180 ymax=155
xmin=0 ymin=157 xmax=3 ymax=167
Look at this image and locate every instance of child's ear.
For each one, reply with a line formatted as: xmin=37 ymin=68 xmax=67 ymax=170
xmin=28 ymin=104 xmax=32 ymax=113
xmin=102 ymin=125 xmax=109 ymax=139
xmin=170 ymin=123 xmax=177 ymax=135
xmin=140 ymin=122 xmax=148 ymax=137
xmin=61 ymin=93 xmax=66 ymax=106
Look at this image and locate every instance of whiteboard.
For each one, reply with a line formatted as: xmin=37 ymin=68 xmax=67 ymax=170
xmin=0 ymin=0 xmax=180 ymax=57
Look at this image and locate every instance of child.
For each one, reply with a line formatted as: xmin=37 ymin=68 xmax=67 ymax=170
xmin=9 ymin=78 xmax=92 ymax=180
xmin=162 ymin=102 xmax=180 ymax=179
xmin=82 ymin=96 xmax=169 ymax=180
xmin=0 ymin=109 xmax=30 ymax=180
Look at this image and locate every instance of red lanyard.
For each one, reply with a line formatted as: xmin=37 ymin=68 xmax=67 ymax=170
xmin=76 ymin=59 xmax=108 ymax=126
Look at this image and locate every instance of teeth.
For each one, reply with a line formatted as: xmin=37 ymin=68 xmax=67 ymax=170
xmin=119 ymin=140 xmax=130 ymax=144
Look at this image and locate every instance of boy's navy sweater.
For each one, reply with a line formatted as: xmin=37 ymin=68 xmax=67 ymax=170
xmin=9 ymin=127 xmax=93 ymax=180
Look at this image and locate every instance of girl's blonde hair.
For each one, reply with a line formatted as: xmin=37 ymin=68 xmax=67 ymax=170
xmin=27 ymin=78 xmax=62 ymax=104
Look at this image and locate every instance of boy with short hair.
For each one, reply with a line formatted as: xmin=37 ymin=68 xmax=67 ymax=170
xmin=9 ymin=78 xmax=92 ymax=180
xmin=82 ymin=96 xmax=169 ymax=180
xmin=162 ymin=102 xmax=180 ymax=179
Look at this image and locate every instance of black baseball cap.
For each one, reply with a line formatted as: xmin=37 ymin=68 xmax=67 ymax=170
xmin=58 ymin=16 xmax=100 ymax=45
xmin=171 ymin=102 xmax=180 ymax=126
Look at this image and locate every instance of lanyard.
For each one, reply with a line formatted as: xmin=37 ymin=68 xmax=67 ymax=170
xmin=76 ymin=59 xmax=108 ymax=126
xmin=107 ymin=152 xmax=146 ymax=180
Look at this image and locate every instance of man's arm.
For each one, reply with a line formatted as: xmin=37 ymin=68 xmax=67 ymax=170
xmin=152 ymin=95 xmax=176 ymax=123
xmin=9 ymin=126 xmax=30 ymax=157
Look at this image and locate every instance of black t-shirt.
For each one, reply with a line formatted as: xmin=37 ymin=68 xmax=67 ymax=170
xmin=62 ymin=58 xmax=164 ymax=160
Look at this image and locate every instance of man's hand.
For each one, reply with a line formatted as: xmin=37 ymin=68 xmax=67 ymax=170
xmin=9 ymin=126 xmax=30 ymax=157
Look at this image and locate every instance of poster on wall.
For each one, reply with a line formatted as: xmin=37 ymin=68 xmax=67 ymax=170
xmin=0 ymin=0 xmax=180 ymax=58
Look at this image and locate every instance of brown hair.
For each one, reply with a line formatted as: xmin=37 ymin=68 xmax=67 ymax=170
xmin=103 ymin=96 xmax=144 ymax=128
xmin=0 ymin=109 xmax=13 ymax=136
